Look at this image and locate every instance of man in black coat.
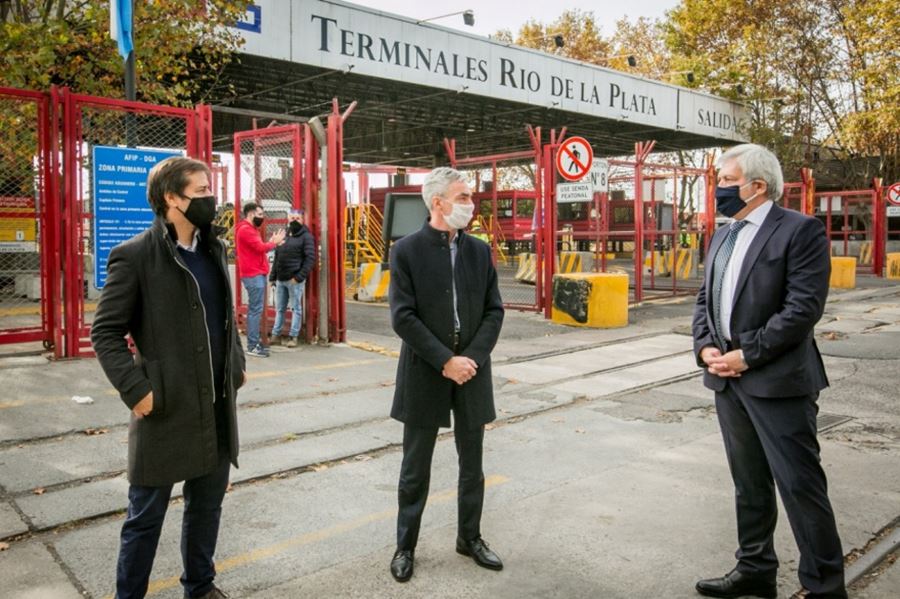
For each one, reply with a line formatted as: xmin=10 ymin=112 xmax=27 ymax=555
xmin=388 ymin=167 xmax=505 ymax=583
xmin=269 ymin=208 xmax=316 ymax=347
xmin=92 ymin=157 xmax=245 ymax=599
xmin=692 ymin=144 xmax=846 ymax=599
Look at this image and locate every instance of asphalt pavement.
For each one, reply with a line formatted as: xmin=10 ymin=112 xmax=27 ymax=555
xmin=0 ymin=279 xmax=898 ymax=598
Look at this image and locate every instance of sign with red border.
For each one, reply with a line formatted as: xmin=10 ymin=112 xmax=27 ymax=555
xmin=887 ymin=182 xmax=900 ymax=206
xmin=556 ymin=136 xmax=594 ymax=182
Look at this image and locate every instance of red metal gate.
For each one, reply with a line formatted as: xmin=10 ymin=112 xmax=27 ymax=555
xmin=59 ymin=88 xmax=209 ymax=357
xmin=0 ymin=87 xmax=59 ymax=352
xmin=443 ymin=125 xmax=547 ymax=312
xmin=233 ymin=124 xmax=320 ymax=345
xmin=814 ymin=188 xmax=882 ymax=275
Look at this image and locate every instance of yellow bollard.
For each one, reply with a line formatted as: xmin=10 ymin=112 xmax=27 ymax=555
xmin=887 ymin=253 xmax=900 ymax=280
xmin=551 ymin=272 xmax=629 ymax=328
xmin=829 ymin=256 xmax=856 ymax=289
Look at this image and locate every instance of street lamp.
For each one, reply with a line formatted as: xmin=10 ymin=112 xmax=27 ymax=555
xmin=663 ymin=70 xmax=695 ymax=84
xmin=416 ymin=9 xmax=475 ymax=27
xmin=507 ymin=33 xmax=565 ymax=49
xmin=601 ymin=54 xmax=637 ymax=68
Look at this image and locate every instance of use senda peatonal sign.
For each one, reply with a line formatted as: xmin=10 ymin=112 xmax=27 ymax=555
xmin=235 ymin=0 xmax=748 ymax=142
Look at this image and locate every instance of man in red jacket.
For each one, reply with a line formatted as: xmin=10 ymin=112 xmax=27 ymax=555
xmin=235 ymin=202 xmax=284 ymax=357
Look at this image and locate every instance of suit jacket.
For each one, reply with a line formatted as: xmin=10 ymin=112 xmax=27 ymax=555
xmin=91 ymin=218 xmax=246 ymax=486
xmin=692 ymin=203 xmax=830 ymax=397
xmin=389 ymin=223 xmax=504 ymax=429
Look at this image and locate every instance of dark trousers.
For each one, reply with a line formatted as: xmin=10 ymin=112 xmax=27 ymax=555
xmin=396 ymin=403 xmax=485 ymax=550
xmin=715 ymin=381 xmax=847 ymax=598
xmin=116 ymin=457 xmax=230 ymax=599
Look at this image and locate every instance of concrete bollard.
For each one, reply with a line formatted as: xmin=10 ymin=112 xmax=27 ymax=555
xmin=357 ymin=262 xmax=391 ymax=302
xmin=830 ymin=256 xmax=856 ymax=289
xmin=551 ymin=272 xmax=629 ymax=328
xmin=887 ymin=253 xmax=900 ymax=280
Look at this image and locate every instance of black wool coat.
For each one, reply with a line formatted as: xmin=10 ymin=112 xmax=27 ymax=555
xmin=692 ymin=204 xmax=830 ymax=397
xmin=91 ymin=218 xmax=246 ymax=487
xmin=389 ymin=223 xmax=504 ymax=429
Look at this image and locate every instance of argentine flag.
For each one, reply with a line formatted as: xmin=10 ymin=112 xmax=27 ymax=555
xmin=109 ymin=0 xmax=134 ymax=61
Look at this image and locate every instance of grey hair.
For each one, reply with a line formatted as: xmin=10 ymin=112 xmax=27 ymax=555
xmin=422 ymin=167 xmax=467 ymax=209
xmin=717 ymin=143 xmax=784 ymax=201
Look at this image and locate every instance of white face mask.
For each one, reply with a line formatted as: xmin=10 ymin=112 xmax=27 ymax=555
xmin=442 ymin=200 xmax=474 ymax=230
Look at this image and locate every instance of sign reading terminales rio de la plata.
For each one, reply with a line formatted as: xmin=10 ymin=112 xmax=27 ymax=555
xmin=235 ymin=0 xmax=747 ymax=142
xmin=92 ymin=146 xmax=181 ymax=288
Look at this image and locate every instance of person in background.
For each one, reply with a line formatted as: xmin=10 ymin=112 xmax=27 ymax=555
xmin=91 ymin=156 xmax=245 ymax=599
xmin=269 ymin=208 xmax=316 ymax=347
xmin=235 ymin=202 xmax=284 ymax=357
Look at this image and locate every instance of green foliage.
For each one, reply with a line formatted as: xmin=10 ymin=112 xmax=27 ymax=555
xmin=0 ymin=0 xmax=251 ymax=106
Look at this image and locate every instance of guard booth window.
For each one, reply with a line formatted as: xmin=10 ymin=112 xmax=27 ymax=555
xmin=516 ymin=198 xmax=535 ymax=217
xmin=559 ymin=202 xmax=588 ymax=220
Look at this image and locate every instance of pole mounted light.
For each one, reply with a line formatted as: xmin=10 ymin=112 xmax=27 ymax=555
xmin=663 ymin=70 xmax=695 ymax=84
xmin=416 ymin=10 xmax=475 ymax=27
xmin=506 ymin=33 xmax=565 ymax=49
xmin=602 ymin=54 xmax=637 ymax=68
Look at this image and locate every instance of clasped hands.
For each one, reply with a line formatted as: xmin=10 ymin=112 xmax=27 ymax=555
xmin=443 ymin=356 xmax=478 ymax=385
xmin=700 ymin=346 xmax=748 ymax=378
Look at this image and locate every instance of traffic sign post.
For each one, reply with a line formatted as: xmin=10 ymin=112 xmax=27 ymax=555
xmin=556 ymin=136 xmax=593 ymax=182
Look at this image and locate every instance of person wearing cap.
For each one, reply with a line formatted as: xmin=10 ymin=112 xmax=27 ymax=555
xmin=388 ymin=167 xmax=505 ymax=583
xmin=269 ymin=208 xmax=316 ymax=347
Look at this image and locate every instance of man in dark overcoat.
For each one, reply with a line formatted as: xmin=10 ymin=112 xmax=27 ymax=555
xmin=388 ymin=167 xmax=505 ymax=582
xmin=692 ymin=144 xmax=846 ymax=599
xmin=92 ymin=156 xmax=245 ymax=599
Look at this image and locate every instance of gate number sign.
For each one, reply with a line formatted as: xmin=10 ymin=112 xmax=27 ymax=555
xmin=556 ymin=136 xmax=594 ymax=182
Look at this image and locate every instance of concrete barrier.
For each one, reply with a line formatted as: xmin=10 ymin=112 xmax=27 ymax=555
xmin=858 ymin=241 xmax=873 ymax=266
xmin=551 ymin=272 xmax=629 ymax=328
xmin=887 ymin=253 xmax=900 ymax=280
xmin=830 ymin=256 xmax=856 ymax=289
xmin=514 ymin=253 xmax=538 ymax=284
xmin=357 ymin=262 xmax=391 ymax=302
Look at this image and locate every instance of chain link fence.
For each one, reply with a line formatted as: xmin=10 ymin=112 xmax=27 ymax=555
xmin=0 ymin=91 xmax=47 ymax=345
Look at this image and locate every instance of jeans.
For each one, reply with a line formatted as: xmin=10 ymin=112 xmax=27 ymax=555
xmin=241 ymin=275 xmax=266 ymax=348
xmin=115 ymin=457 xmax=231 ymax=599
xmin=272 ymin=279 xmax=305 ymax=338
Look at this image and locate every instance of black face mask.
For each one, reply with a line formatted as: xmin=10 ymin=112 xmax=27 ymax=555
xmin=289 ymin=221 xmax=302 ymax=234
xmin=177 ymin=195 xmax=217 ymax=227
xmin=252 ymin=216 xmax=265 ymax=228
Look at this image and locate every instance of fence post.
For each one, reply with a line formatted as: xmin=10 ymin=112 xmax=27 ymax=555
xmin=873 ymin=177 xmax=884 ymax=277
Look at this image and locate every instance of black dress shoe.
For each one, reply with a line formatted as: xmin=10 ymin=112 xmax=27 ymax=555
xmin=456 ymin=536 xmax=503 ymax=571
xmin=390 ymin=549 xmax=414 ymax=582
xmin=187 ymin=585 xmax=230 ymax=599
xmin=696 ymin=568 xmax=777 ymax=598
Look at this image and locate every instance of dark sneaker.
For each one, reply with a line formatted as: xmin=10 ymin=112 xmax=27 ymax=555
xmin=246 ymin=344 xmax=269 ymax=358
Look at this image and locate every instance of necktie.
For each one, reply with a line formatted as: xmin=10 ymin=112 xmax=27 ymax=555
xmin=712 ymin=220 xmax=749 ymax=349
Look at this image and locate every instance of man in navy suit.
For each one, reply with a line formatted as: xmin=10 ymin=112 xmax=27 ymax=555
xmin=692 ymin=144 xmax=847 ymax=599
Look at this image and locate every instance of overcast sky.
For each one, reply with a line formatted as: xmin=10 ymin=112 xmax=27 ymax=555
xmin=347 ymin=0 xmax=679 ymax=37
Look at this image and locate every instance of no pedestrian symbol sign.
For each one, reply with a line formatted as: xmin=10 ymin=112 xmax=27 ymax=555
xmin=556 ymin=136 xmax=594 ymax=182
xmin=887 ymin=182 xmax=900 ymax=206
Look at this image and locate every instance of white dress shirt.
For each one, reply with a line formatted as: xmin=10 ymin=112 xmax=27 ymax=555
xmin=719 ymin=200 xmax=774 ymax=341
